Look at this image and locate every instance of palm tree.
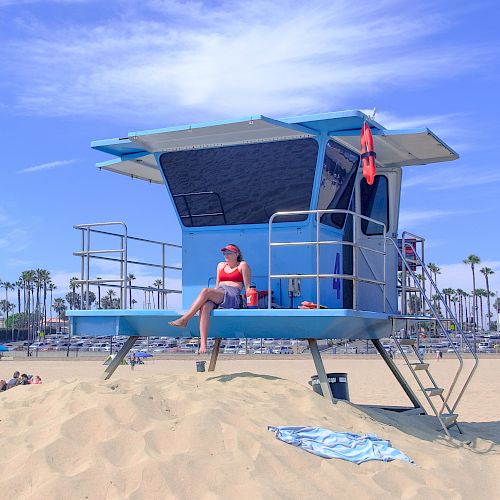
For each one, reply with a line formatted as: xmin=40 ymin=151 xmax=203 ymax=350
xmin=1 ymin=281 xmax=15 ymax=326
xmin=464 ymin=255 xmax=480 ymax=333
xmin=15 ymin=279 xmax=22 ymax=316
xmin=52 ymin=298 xmax=67 ymax=329
xmin=456 ymin=289 xmax=466 ymax=328
xmin=480 ymin=267 xmax=494 ymax=330
xmin=48 ymin=282 xmax=56 ymax=333
xmin=40 ymin=270 xmax=51 ymax=332
xmin=427 ymin=262 xmax=441 ymax=309
xmin=474 ymin=289 xmax=487 ymax=330
xmin=102 ymin=289 xmax=116 ymax=310
xmin=0 ymin=300 xmax=15 ymax=330
xmin=21 ymin=270 xmax=36 ymax=341
xmin=69 ymin=277 xmax=80 ymax=310
xmin=96 ymin=277 xmax=102 ymax=309
xmin=442 ymin=288 xmax=455 ymax=312
xmin=153 ymin=279 xmax=163 ymax=309
xmin=128 ymin=273 xmax=136 ymax=309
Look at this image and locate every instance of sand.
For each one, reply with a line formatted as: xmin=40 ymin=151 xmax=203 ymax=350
xmin=0 ymin=357 xmax=499 ymax=499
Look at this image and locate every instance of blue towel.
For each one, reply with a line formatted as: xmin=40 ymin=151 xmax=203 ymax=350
xmin=268 ymin=426 xmax=414 ymax=465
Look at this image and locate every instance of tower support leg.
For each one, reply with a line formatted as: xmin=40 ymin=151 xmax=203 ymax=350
xmin=308 ymin=339 xmax=335 ymax=404
xmin=208 ymin=337 xmax=222 ymax=372
xmin=103 ymin=335 xmax=139 ymax=380
xmin=371 ymin=338 xmax=423 ymax=410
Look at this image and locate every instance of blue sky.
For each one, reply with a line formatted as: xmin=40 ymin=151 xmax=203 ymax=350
xmin=0 ymin=0 xmax=499 ymax=302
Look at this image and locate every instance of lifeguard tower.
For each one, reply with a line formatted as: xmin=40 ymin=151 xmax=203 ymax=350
xmin=67 ymin=111 xmax=478 ymax=436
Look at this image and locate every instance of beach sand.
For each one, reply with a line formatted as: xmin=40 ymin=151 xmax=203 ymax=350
xmin=0 ymin=357 xmax=498 ymax=499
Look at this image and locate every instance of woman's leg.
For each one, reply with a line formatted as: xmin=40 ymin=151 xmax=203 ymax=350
xmin=169 ymin=287 xmax=224 ymax=327
xmin=199 ymin=301 xmax=215 ymax=353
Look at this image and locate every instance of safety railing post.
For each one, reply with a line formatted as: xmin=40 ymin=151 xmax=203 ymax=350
xmin=120 ymin=235 xmax=124 ymax=309
xmin=80 ymin=229 xmax=85 ymax=310
xmin=353 ymin=213 xmax=357 ymax=310
xmin=383 ymin=233 xmax=386 ymax=313
xmin=162 ymin=243 xmax=166 ymax=309
xmin=86 ymin=227 xmax=91 ymax=310
xmin=123 ymin=230 xmax=128 ymax=309
xmin=316 ymin=212 xmax=320 ymax=309
xmin=268 ymin=214 xmax=274 ymax=309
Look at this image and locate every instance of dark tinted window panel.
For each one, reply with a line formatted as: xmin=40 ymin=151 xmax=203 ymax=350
xmin=160 ymin=139 xmax=318 ymax=226
xmin=360 ymin=176 xmax=389 ymax=235
xmin=319 ymin=140 xmax=359 ymax=228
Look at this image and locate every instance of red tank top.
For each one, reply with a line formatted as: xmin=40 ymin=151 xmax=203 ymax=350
xmin=218 ymin=265 xmax=244 ymax=283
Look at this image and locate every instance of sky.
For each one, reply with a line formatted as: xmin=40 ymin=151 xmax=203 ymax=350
xmin=0 ymin=0 xmax=499 ymax=308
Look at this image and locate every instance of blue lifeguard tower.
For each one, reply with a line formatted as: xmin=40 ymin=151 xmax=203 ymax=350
xmin=67 ymin=111 xmax=477 ymax=436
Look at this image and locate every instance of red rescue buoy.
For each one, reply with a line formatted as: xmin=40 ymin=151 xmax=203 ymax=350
xmin=360 ymin=122 xmax=376 ymax=185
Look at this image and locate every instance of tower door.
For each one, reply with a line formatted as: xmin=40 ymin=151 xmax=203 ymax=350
xmin=354 ymin=169 xmax=401 ymax=313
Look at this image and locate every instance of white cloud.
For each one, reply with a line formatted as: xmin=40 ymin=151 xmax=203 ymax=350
xmin=1 ymin=0 xmax=485 ymax=120
xmin=398 ymin=209 xmax=479 ymax=227
xmin=17 ymin=159 xmax=78 ymax=174
xmin=402 ymin=164 xmax=500 ymax=191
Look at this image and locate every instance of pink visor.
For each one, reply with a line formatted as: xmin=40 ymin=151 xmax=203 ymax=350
xmin=221 ymin=244 xmax=239 ymax=253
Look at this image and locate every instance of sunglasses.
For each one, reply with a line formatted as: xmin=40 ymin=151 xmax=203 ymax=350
xmin=222 ymin=250 xmax=236 ymax=255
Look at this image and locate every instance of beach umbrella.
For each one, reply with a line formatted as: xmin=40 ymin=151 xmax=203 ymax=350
xmin=0 ymin=345 xmax=10 ymax=352
xmin=136 ymin=351 xmax=153 ymax=358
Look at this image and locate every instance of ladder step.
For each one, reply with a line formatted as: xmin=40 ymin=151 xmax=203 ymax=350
xmin=399 ymin=339 xmax=416 ymax=346
xmin=440 ymin=413 xmax=458 ymax=426
xmin=424 ymin=387 xmax=444 ymax=397
xmin=411 ymin=363 xmax=429 ymax=371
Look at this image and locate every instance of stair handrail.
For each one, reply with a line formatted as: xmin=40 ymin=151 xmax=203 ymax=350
xmin=388 ymin=238 xmax=478 ymax=415
xmin=399 ymin=240 xmax=479 ymax=414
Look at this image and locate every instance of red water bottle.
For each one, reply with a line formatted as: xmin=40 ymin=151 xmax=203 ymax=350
xmin=246 ymin=286 xmax=258 ymax=309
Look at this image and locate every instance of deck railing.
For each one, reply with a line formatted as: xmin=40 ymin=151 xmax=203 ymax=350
xmin=268 ymin=209 xmax=387 ymax=310
xmin=73 ymin=222 xmax=181 ymax=309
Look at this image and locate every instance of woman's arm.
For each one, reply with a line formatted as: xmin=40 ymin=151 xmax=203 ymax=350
xmin=240 ymin=261 xmax=251 ymax=292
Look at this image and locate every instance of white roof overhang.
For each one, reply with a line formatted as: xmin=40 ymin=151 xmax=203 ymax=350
xmin=330 ymin=128 xmax=458 ymax=168
xmin=97 ymin=153 xmax=163 ymax=184
xmin=128 ymin=116 xmax=317 ymax=153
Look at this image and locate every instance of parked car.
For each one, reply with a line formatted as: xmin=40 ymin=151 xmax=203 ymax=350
xmin=272 ymin=346 xmax=294 ymax=354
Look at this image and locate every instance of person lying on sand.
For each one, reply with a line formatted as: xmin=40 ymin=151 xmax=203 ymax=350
xmin=7 ymin=371 xmax=20 ymax=389
xmin=169 ymin=244 xmax=251 ymax=354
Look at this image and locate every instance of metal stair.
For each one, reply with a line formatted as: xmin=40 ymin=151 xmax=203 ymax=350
xmin=388 ymin=233 xmax=479 ymax=437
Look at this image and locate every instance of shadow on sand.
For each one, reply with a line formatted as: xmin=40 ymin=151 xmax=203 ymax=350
xmin=355 ymin=404 xmax=500 ymax=454
xmin=206 ymin=372 xmax=283 ymax=383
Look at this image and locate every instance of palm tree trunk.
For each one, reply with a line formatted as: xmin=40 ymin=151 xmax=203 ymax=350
xmin=472 ymin=267 xmax=477 ymax=329
xmin=485 ymin=275 xmax=492 ymax=330
xmin=480 ymin=296 xmax=484 ymax=330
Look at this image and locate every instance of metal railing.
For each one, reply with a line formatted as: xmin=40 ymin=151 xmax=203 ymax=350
xmin=268 ymin=209 xmax=387 ymax=310
xmin=73 ymin=222 xmax=181 ymax=309
xmin=400 ymin=231 xmax=426 ymax=316
xmin=390 ymin=237 xmax=479 ymax=415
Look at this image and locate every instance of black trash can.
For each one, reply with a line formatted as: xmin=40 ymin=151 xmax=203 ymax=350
xmin=309 ymin=373 xmax=350 ymax=401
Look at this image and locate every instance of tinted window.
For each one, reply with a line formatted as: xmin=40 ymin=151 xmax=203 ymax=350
xmin=318 ymin=140 xmax=359 ymax=228
xmin=360 ymin=176 xmax=389 ymax=235
xmin=160 ymin=139 xmax=318 ymax=226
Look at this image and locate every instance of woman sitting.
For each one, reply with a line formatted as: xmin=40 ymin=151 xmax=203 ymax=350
xmin=169 ymin=244 xmax=251 ymax=353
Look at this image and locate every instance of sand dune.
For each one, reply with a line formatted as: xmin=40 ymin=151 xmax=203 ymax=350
xmin=1 ymin=360 xmax=499 ymax=500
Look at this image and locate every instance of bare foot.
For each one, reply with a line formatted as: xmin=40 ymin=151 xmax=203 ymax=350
xmin=168 ymin=318 xmax=188 ymax=328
